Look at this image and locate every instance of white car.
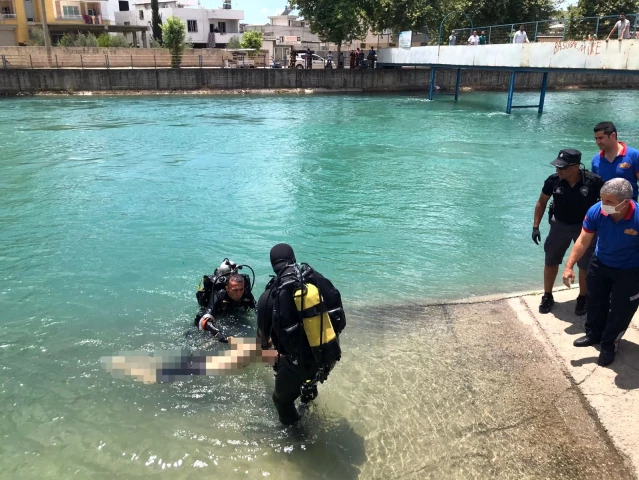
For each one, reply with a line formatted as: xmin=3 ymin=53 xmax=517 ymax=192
xmin=295 ymin=53 xmax=328 ymax=69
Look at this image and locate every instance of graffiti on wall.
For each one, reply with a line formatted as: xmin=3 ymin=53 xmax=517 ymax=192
xmin=553 ymin=40 xmax=601 ymax=56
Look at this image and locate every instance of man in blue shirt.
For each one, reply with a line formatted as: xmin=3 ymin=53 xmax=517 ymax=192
xmin=591 ymin=121 xmax=639 ymax=200
xmin=563 ymin=178 xmax=639 ymax=366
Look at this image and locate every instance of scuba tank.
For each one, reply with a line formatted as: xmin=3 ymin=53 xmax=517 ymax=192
xmin=274 ymin=264 xmax=342 ymax=365
xmin=293 ymin=282 xmax=342 ymax=365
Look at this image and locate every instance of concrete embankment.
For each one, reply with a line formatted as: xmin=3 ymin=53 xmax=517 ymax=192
xmin=469 ymin=287 xmax=639 ymax=476
xmin=2 ymin=68 xmax=639 ymax=95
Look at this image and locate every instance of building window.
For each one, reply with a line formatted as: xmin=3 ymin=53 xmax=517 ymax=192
xmin=87 ymin=8 xmax=96 ymax=16
xmin=187 ymin=20 xmax=197 ymax=32
xmin=139 ymin=9 xmax=144 ymax=19
xmin=123 ymin=21 xmax=130 ymax=25
xmin=217 ymin=21 xmax=225 ymax=33
xmin=118 ymin=0 xmax=129 ymax=11
xmin=1 ymin=6 xmax=11 ymax=14
xmin=62 ymin=5 xmax=80 ymax=16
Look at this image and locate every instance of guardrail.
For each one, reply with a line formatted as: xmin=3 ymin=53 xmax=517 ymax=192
xmin=0 ymin=53 xmax=268 ymax=69
xmin=0 ymin=13 xmax=18 ymax=20
xmin=446 ymin=13 xmax=639 ymax=45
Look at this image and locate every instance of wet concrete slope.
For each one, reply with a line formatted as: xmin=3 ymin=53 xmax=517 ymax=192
xmin=339 ymin=300 xmax=635 ymax=479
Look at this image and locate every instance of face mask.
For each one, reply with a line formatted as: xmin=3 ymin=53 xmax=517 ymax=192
xmin=601 ymin=201 xmax=625 ymax=215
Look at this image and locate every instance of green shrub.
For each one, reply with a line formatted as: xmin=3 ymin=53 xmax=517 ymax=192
xmin=226 ymin=36 xmax=241 ymax=49
xmin=26 ymin=27 xmax=45 ymax=46
xmin=109 ymin=34 xmax=130 ymax=48
xmin=97 ymin=34 xmax=111 ymax=47
xmin=161 ymin=16 xmax=186 ymax=67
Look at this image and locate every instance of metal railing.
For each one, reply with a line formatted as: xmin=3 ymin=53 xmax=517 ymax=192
xmin=0 ymin=13 xmax=17 ymax=19
xmin=0 ymin=52 xmax=268 ymax=69
xmin=444 ymin=13 xmax=639 ymax=44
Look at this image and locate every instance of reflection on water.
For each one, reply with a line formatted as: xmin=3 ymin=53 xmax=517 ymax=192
xmin=2 ymin=92 xmax=639 ymax=478
xmin=1 ymin=302 xmax=634 ymax=479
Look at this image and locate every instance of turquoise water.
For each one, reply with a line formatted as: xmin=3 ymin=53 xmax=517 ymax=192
xmin=1 ymin=90 xmax=639 ymax=478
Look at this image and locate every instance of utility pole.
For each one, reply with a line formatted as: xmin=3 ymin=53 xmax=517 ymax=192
xmin=39 ymin=0 xmax=51 ymax=49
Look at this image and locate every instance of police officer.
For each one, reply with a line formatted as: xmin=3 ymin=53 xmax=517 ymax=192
xmin=563 ymin=178 xmax=639 ymax=366
xmin=195 ymin=272 xmax=256 ymax=343
xmin=533 ymin=149 xmax=603 ymax=315
xmin=257 ymin=243 xmax=345 ymax=426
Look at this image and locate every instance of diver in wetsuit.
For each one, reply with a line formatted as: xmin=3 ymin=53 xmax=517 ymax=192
xmin=257 ymin=244 xmax=346 ymax=425
xmin=195 ymin=259 xmax=256 ymax=343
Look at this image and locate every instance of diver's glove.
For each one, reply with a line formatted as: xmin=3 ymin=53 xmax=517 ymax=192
xmin=532 ymin=227 xmax=541 ymax=245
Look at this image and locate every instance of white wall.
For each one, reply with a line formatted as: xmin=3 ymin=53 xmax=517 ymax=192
xmin=378 ymin=40 xmax=639 ymax=71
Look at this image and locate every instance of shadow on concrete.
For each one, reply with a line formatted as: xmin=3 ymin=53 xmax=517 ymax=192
xmin=570 ymin=355 xmax=598 ymax=367
xmin=612 ymin=339 xmax=639 ymax=391
xmin=568 ymin=339 xmax=639 ymax=391
xmin=546 ymin=298 xmax=586 ymax=335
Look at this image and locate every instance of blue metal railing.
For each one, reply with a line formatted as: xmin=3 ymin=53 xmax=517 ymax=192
xmin=440 ymin=13 xmax=639 ymax=45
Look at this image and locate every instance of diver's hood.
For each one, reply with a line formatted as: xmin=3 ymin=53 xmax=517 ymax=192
xmin=270 ymin=243 xmax=296 ymax=274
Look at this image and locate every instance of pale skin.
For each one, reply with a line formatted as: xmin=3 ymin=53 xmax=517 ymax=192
xmin=533 ymin=163 xmax=588 ymax=295
xmin=563 ymin=193 xmax=630 ymax=287
xmin=104 ymin=337 xmax=279 ymax=384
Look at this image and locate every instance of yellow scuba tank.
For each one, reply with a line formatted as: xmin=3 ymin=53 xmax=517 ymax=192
xmin=293 ymin=283 xmax=341 ymax=363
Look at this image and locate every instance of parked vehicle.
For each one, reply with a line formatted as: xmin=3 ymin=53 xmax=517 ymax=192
xmin=295 ymin=53 xmax=330 ymax=69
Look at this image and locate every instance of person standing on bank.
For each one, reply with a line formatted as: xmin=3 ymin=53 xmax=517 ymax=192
xmin=533 ymin=149 xmax=603 ymax=315
xmin=563 ymin=178 xmax=639 ymax=367
xmin=591 ymin=121 xmax=639 ymax=201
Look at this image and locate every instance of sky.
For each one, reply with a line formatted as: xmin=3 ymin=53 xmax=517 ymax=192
xmin=201 ymin=0 xmax=297 ymax=25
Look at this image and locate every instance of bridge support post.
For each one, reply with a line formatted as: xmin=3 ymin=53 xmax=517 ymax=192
xmin=454 ymin=68 xmax=461 ymax=101
xmin=429 ymin=67 xmax=436 ymax=101
xmin=538 ymin=72 xmax=549 ymax=114
xmin=506 ymin=71 xmax=516 ymax=114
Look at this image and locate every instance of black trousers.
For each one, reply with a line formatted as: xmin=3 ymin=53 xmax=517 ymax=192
xmin=273 ymin=356 xmax=319 ymax=426
xmin=586 ymin=256 xmax=639 ymax=353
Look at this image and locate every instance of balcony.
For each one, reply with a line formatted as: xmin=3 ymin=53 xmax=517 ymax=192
xmin=54 ymin=0 xmax=110 ymax=24
xmin=211 ymin=31 xmax=241 ymax=43
xmin=207 ymin=8 xmax=243 ymax=21
xmin=0 ymin=0 xmax=16 ymax=20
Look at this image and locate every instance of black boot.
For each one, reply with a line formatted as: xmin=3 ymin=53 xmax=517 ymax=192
xmin=598 ymin=350 xmax=615 ymax=367
xmin=575 ymin=295 xmax=587 ymax=316
xmin=539 ymin=293 xmax=554 ymax=314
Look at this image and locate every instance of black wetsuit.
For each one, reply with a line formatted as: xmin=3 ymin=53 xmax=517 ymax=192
xmin=257 ymin=262 xmax=343 ymax=426
xmin=195 ymin=288 xmax=256 ymax=337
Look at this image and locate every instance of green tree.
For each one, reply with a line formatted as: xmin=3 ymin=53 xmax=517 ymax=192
xmin=151 ymin=0 xmax=163 ymax=45
xmin=576 ymin=0 xmax=638 ymax=17
xmin=294 ymin=0 xmax=367 ymax=60
xmin=162 ymin=15 xmax=186 ymax=67
xmin=226 ymin=36 xmax=241 ymax=49
xmin=362 ymin=0 xmax=443 ymax=36
xmin=240 ymin=30 xmax=264 ymax=49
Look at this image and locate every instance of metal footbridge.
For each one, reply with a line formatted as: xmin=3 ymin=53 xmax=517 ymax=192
xmin=377 ymin=40 xmax=639 ymax=113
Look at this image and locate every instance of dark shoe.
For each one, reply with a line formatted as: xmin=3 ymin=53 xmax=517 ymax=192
xmin=598 ymin=350 xmax=615 ymax=367
xmin=573 ymin=335 xmax=600 ymax=347
xmin=575 ymin=295 xmax=587 ymax=316
xmin=539 ymin=293 xmax=554 ymax=314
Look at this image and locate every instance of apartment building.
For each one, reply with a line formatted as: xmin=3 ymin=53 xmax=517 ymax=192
xmin=0 ymin=0 xmax=147 ymax=45
xmin=114 ymin=0 xmax=243 ymax=47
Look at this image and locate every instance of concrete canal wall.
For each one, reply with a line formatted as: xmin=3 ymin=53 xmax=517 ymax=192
xmin=1 ymin=68 xmax=639 ymax=94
